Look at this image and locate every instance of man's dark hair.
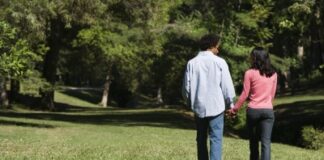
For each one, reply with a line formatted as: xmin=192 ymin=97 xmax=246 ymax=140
xmin=199 ymin=34 xmax=220 ymax=51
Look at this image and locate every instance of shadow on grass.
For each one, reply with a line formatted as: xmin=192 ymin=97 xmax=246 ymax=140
xmin=6 ymin=91 xmax=197 ymax=130
xmin=54 ymin=102 xmax=104 ymax=112
xmin=10 ymin=88 xmax=323 ymax=144
xmin=58 ymin=89 xmax=158 ymax=108
xmin=272 ymin=99 xmax=324 ymax=145
xmin=0 ymin=108 xmax=195 ymax=130
xmin=59 ymin=89 xmax=102 ymax=104
xmin=0 ymin=119 xmax=55 ymax=128
xmin=13 ymin=93 xmax=102 ymax=112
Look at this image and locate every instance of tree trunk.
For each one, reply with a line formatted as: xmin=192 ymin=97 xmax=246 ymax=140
xmin=219 ymin=19 xmax=225 ymax=38
xmin=0 ymin=78 xmax=10 ymax=108
xmin=313 ymin=0 xmax=324 ymax=66
xmin=235 ymin=27 xmax=240 ymax=46
xmin=100 ymin=75 xmax=111 ymax=107
xmin=310 ymin=5 xmax=323 ymax=68
xmin=10 ymin=79 xmax=20 ymax=103
xmin=297 ymin=46 xmax=304 ymax=59
xmin=40 ymin=18 xmax=64 ymax=110
xmin=290 ymin=61 xmax=300 ymax=95
xmin=283 ymin=71 xmax=289 ymax=89
xmin=40 ymin=90 xmax=55 ymax=110
xmin=156 ymin=87 xmax=163 ymax=104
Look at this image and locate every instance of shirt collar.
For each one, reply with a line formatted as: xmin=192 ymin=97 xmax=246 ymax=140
xmin=198 ymin=50 xmax=214 ymax=56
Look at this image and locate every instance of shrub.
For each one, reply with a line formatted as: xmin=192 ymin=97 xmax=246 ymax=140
xmin=301 ymin=126 xmax=324 ymax=150
xmin=225 ymin=105 xmax=247 ymax=131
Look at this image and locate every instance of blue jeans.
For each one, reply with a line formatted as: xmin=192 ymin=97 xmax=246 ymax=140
xmin=195 ymin=112 xmax=224 ymax=160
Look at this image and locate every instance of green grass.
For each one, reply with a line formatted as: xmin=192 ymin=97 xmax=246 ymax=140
xmin=55 ymin=89 xmax=102 ymax=108
xmin=0 ymin=89 xmax=323 ymax=160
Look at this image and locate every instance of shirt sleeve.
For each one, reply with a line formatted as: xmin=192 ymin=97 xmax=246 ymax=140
xmin=271 ymin=73 xmax=277 ymax=100
xmin=182 ymin=63 xmax=190 ymax=105
xmin=220 ymin=61 xmax=236 ymax=108
xmin=234 ymin=71 xmax=251 ymax=111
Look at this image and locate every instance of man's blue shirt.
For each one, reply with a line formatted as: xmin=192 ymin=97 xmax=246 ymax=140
xmin=182 ymin=51 xmax=236 ymax=118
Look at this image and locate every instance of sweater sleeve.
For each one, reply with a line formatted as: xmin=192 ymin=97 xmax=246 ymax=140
xmin=271 ymin=73 xmax=277 ymax=100
xmin=234 ymin=71 xmax=251 ymax=111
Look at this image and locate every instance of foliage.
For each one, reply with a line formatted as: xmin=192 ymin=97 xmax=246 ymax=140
xmin=0 ymin=0 xmax=323 ymax=106
xmin=20 ymin=71 xmax=51 ymax=96
xmin=301 ymin=126 xmax=324 ymax=150
xmin=0 ymin=21 xmax=42 ymax=80
xmin=225 ymin=104 xmax=247 ymax=133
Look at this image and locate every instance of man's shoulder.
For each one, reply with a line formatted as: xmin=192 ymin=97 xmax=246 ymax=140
xmin=214 ymin=55 xmax=226 ymax=63
xmin=213 ymin=55 xmax=229 ymax=68
xmin=187 ymin=54 xmax=227 ymax=66
xmin=187 ymin=55 xmax=200 ymax=64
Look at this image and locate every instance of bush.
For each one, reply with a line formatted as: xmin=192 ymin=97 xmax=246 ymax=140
xmin=301 ymin=126 xmax=324 ymax=150
xmin=20 ymin=71 xmax=51 ymax=96
xmin=225 ymin=105 xmax=247 ymax=133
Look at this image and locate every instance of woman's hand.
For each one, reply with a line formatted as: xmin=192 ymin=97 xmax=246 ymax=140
xmin=226 ymin=108 xmax=238 ymax=118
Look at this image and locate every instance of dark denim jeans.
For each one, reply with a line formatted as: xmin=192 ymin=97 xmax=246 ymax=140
xmin=247 ymin=108 xmax=275 ymax=160
xmin=195 ymin=112 xmax=224 ymax=160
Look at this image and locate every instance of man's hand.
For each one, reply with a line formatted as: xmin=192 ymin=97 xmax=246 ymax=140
xmin=225 ymin=108 xmax=237 ymax=118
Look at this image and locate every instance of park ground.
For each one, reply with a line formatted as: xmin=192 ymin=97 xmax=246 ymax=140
xmin=0 ymin=87 xmax=323 ymax=160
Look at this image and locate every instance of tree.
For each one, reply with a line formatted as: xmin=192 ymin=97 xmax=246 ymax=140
xmin=1 ymin=0 xmax=110 ymax=109
xmin=73 ymin=0 xmax=185 ymax=107
xmin=74 ymin=23 xmax=136 ymax=107
xmin=0 ymin=21 xmax=41 ymax=108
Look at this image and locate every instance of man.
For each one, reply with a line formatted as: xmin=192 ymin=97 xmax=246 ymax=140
xmin=182 ymin=34 xmax=236 ymax=160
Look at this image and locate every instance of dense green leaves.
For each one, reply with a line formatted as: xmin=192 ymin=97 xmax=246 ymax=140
xmin=0 ymin=0 xmax=323 ymax=107
xmin=0 ymin=21 xmax=41 ymax=79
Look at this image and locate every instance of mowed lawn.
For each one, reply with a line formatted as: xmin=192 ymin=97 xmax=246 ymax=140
xmin=0 ymin=89 xmax=323 ymax=160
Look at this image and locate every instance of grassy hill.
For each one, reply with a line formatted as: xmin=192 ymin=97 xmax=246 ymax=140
xmin=0 ymin=88 xmax=323 ymax=160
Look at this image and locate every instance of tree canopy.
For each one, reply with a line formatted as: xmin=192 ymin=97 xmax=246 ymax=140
xmin=0 ymin=0 xmax=323 ymax=108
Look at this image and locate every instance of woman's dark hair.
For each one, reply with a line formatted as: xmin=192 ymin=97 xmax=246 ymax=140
xmin=251 ymin=47 xmax=275 ymax=77
xmin=199 ymin=34 xmax=220 ymax=51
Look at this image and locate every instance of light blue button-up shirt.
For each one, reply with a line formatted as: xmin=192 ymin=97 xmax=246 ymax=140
xmin=182 ymin=51 xmax=236 ymax=118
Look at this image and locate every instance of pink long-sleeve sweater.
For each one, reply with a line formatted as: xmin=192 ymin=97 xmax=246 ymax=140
xmin=234 ymin=69 xmax=277 ymax=110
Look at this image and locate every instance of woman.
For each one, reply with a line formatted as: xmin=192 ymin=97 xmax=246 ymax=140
xmin=230 ymin=47 xmax=277 ymax=160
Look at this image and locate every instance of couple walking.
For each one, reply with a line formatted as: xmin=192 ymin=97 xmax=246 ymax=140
xmin=182 ymin=34 xmax=277 ymax=160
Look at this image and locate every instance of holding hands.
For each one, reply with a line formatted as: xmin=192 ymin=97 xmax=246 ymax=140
xmin=226 ymin=108 xmax=238 ymax=119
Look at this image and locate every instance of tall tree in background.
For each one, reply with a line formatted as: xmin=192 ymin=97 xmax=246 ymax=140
xmin=0 ymin=0 xmax=322 ymax=108
xmin=0 ymin=21 xmax=41 ymax=108
xmin=74 ymin=23 xmax=137 ymax=107
xmin=74 ymin=0 xmax=185 ymax=106
xmin=271 ymin=0 xmax=324 ymax=91
xmin=1 ymin=0 xmax=109 ymax=109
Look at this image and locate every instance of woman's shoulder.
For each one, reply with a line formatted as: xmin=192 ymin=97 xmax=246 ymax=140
xmin=245 ymin=69 xmax=258 ymax=75
xmin=242 ymin=69 xmax=256 ymax=79
xmin=272 ymin=72 xmax=278 ymax=78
